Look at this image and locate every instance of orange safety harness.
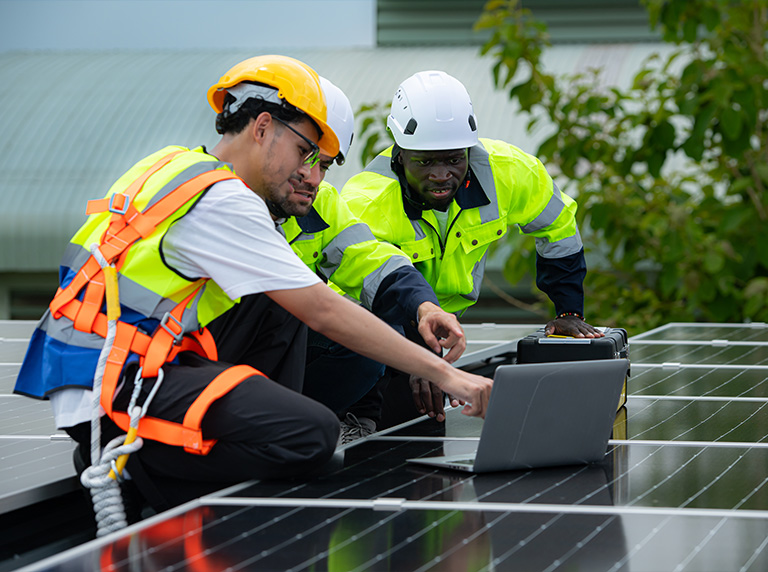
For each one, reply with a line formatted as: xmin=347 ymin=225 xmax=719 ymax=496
xmin=49 ymin=151 xmax=264 ymax=455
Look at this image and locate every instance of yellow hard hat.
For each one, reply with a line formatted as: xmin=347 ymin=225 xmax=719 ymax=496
xmin=207 ymin=55 xmax=340 ymax=157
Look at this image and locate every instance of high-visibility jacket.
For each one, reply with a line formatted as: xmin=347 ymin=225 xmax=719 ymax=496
xmin=280 ymin=182 xmax=413 ymax=309
xmin=341 ymin=140 xmax=585 ymax=315
xmin=280 ymin=182 xmax=437 ymax=324
xmin=14 ymin=146 xmax=261 ymax=454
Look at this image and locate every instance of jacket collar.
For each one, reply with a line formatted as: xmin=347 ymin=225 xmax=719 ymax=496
xmin=295 ymin=206 xmax=330 ymax=233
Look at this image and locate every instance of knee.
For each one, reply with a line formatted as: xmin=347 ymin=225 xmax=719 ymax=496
xmin=306 ymin=403 xmax=340 ymax=460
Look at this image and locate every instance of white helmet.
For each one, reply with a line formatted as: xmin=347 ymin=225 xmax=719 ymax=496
xmin=387 ymin=70 xmax=478 ymax=151
xmin=319 ymin=76 xmax=355 ymax=165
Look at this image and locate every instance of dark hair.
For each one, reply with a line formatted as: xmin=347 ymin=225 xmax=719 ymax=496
xmin=215 ymin=82 xmax=318 ymax=136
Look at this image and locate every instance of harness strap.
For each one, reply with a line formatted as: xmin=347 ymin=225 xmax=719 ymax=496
xmin=190 ymin=327 xmax=218 ymax=362
xmin=73 ymin=272 xmax=106 ymax=332
xmin=141 ymin=288 xmax=200 ymax=378
xmin=51 ymin=165 xmax=238 ymax=323
xmin=98 ymin=168 xmax=240 ymax=264
xmin=85 ymin=150 xmax=185 ymax=216
xmin=108 ymin=364 xmax=263 ymax=455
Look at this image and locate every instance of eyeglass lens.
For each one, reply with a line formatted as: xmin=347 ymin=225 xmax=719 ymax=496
xmin=272 ymin=116 xmax=320 ymax=167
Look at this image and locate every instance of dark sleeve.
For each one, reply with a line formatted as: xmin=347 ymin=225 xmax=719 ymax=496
xmin=370 ymin=265 xmax=439 ymax=327
xmin=535 ymin=248 xmax=586 ymax=317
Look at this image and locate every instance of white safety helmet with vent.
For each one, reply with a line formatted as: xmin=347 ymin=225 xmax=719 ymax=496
xmin=319 ymin=76 xmax=355 ymax=165
xmin=387 ymin=70 xmax=478 ymax=151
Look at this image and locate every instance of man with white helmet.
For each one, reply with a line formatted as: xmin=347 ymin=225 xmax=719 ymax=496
xmin=14 ymin=59 xmax=493 ymax=520
xmin=273 ymin=77 xmax=468 ymax=423
xmin=339 ymin=70 xmax=604 ymax=430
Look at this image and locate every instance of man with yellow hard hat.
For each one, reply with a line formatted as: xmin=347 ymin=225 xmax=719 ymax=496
xmin=14 ymin=56 xmax=493 ymax=520
xmin=265 ymin=76 xmax=468 ymax=433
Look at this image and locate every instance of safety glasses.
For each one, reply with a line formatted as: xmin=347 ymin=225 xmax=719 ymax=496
xmin=272 ymin=116 xmax=321 ymax=168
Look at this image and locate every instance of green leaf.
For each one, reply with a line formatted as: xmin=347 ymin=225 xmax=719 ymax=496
xmin=719 ymin=106 xmax=743 ymax=140
xmin=659 ymin=266 xmax=679 ymax=297
xmin=648 ymin=152 xmax=665 ymax=178
xmin=729 ymin=177 xmax=753 ymax=194
xmin=633 ymin=69 xmax=654 ymax=90
xmin=757 ymin=240 xmax=768 ymax=268
xmin=683 ymin=19 xmax=698 ymax=43
xmin=681 ymin=133 xmax=705 ymax=161
xmin=701 ymin=6 xmax=720 ymax=31
xmin=703 ymin=252 xmax=724 ymax=274
xmin=652 ymin=120 xmax=677 ymax=149
xmin=755 ymin=164 xmax=768 ymax=185
xmin=720 ymin=207 xmax=749 ymax=232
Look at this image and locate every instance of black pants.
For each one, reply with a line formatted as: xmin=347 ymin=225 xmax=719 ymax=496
xmin=71 ymin=294 xmax=339 ymax=511
xmin=338 ymin=324 xmax=442 ymax=430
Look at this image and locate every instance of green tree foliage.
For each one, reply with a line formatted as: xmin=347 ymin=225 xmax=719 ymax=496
xmin=473 ymin=0 xmax=768 ymax=333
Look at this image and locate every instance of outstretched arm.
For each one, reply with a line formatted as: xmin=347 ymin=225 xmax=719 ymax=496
xmin=267 ymin=283 xmax=492 ymax=417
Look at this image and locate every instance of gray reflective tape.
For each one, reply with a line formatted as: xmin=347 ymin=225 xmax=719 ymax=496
xmin=364 ymin=154 xmax=396 ymax=179
xmin=181 ymin=286 xmax=204 ymax=332
xmin=535 ymin=228 xmax=583 ymax=258
xmin=469 ymin=145 xmax=500 ymax=223
xmin=360 ymin=255 xmax=412 ymax=309
xmin=520 ymin=181 xmax=565 ymax=234
xmin=146 ymin=161 xmax=232 ymax=210
xmin=60 ymin=242 xmax=91 ymax=271
xmin=318 ymin=223 xmax=377 ymax=280
xmin=411 ymin=219 xmax=427 ymax=240
xmin=291 ymin=232 xmax=315 ymax=243
xmin=39 ymin=309 xmax=106 ymax=350
xmin=460 ymin=250 xmax=488 ymax=303
xmin=115 ymin=274 xmax=169 ymax=319
xmin=58 ymin=245 xmax=202 ymax=328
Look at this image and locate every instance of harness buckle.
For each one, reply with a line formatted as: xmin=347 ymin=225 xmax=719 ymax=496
xmin=159 ymin=312 xmax=184 ymax=345
xmin=108 ymin=193 xmax=130 ymax=215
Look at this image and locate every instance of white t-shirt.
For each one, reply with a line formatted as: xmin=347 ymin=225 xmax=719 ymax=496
xmin=51 ymin=178 xmax=321 ymax=428
xmin=433 ymin=208 xmax=450 ymax=241
xmin=162 ymin=178 xmax=320 ymax=296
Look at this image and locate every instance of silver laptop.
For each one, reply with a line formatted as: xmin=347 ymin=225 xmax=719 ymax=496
xmin=407 ymin=359 xmax=629 ymax=473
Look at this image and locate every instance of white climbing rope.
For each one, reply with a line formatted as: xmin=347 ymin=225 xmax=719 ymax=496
xmin=89 ymin=244 xmax=114 ymax=469
xmin=80 ymin=432 xmax=143 ymax=536
xmin=81 ymin=243 xmax=134 ymax=537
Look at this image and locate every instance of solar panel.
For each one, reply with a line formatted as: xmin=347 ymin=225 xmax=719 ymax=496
xmin=4 ymin=320 xmax=768 ymax=572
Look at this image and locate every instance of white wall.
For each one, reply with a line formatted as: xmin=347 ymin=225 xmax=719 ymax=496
xmin=0 ymin=0 xmax=376 ymax=51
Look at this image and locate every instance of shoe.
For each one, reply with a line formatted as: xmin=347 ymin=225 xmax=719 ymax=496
xmin=338 ymin=413 xmax=376 ymax=446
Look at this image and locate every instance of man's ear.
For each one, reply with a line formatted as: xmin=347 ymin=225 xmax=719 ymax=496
xmin=251 ymin=112 xmax=273 ymax=144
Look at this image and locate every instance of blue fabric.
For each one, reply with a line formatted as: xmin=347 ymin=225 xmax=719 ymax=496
xmin=14 ymin=329 xmax=101 ymax=398
xmin=371 ymin=266 xmax=438 ymax=327
xmin=302 ymin=330 xmax=388 ymax=415
xmin=535 ymin=248 xmax=587 ymax=316
xmin=14 ymin=281 xmax=161 ymax=399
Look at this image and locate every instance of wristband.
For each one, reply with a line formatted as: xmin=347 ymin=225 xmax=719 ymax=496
xmin=556 ymin=312 xmax=584 ymax=321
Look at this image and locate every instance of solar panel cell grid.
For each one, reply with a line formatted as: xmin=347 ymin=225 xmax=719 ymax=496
xmin=3 ymin=321 xmax=768 ymax=571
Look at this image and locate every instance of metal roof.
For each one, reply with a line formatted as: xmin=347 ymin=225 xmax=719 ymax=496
xmin=0 ymin=44 xmax=672 ymax=271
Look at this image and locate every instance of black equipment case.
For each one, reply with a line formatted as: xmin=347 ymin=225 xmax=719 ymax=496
xmin=516 ymin=327 xmax=630 ymax=410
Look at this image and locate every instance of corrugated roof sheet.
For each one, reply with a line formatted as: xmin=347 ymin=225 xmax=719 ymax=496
xmin=0 ymin=44 xmax=671 ymax=271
